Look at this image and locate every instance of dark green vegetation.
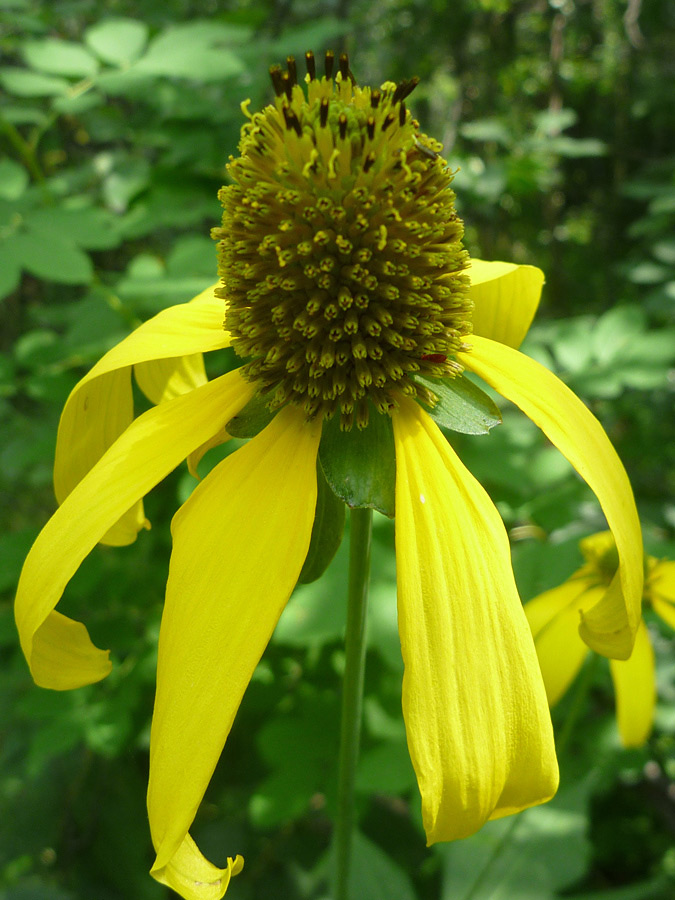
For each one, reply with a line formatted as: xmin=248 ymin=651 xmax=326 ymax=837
xmin=1 ymin=1 xmax=675 ymax=897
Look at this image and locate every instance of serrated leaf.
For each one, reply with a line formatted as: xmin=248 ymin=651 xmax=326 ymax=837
xmin=298 ymin=461 xmax=346 ymax=584
xmin=416 ymin=374 xmax=502 ymax=434
xmin=23 ymin=39 xmax=99 ymax=78
xmin=319 ymin=406 xmax=396 ymax=517
xmin=85 ymin=18 xmax=149 ymax=66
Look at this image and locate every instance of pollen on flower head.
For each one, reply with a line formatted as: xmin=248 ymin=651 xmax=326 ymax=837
xmin=213 ymin=50 xmax=472 ymax=430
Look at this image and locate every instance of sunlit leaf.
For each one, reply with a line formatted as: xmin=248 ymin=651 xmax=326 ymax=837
xmin=85 ymin=18 xmax=149 ymax=66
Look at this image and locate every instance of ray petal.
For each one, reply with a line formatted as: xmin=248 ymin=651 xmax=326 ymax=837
xmin=461 ymin=336 xmax=643 ymax=659
xmin=148 ymin=406 xmax=322 ymax=899
xmin=392 ymin=396 xmax=558 ymax=843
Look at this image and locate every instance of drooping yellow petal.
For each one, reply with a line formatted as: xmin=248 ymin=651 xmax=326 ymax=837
xmin=186 ymin=426 xmax=230 ymax=479
xmin=525 ymin=581 xmax=604 ymax=707
xmin=54 ymin=285 xmax=228 ymax=546
xmin=653 ymin=598 xmax=675 ymax=631
xmin=135 ymin=353 xmax=207 ymax=404
xmin=151 ymin=835 xmax=243 ymax=900
xmin=15 ymin=369 xmax=253 ymax=691
xmin=460 ymin=336 xmax=643 ymax=659
xmin=148 ymin=405 xmax=322 ymax=899
xmin=524 ymin=567 xmax=595 ymax=637
xmin=468 ymin=260 xmax=545 ymax=349
xmin=392 ymin=396 xmax=558 ymax=843
xmin=649 ymin=561 xmax=675 ymax=631
xmin=609 ymin=619 xmax=655 ymax=748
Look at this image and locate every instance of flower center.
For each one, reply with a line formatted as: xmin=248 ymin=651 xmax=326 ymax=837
xmin=213 ymin=51 xmax=472 ymax=430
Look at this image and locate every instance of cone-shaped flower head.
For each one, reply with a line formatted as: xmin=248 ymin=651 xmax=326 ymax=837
xmin=525 ymin=531 xmax=675 ymax=748
xmin=213 ymin=50 xmax=471 ymax=429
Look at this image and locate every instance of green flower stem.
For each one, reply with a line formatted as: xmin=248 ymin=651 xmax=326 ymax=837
xmin=332 ymin=506 xmax=373 ymax=900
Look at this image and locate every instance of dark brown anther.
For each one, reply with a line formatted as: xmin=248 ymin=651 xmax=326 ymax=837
xmin=280 ymin=71 xmax=293 ymax=100
xmin=399 ymin=101 xmax=406 ymax=126
xmin=325 ymin=50 xmax=334 ymax=79
xmin=339 ymin=53 xmax=350 ymax=80
xmin=338 ymin=113 xmax=348 ymax=140
xmin=392 ymin=76 xmax=420 ymax=104
xmin=370 ymin=90 xmax=381 ymax=108
xmin=269 ymin=64 xmax=285 ymax=96
xmin=319 ymin=97 xmax=329 ymax=127
xmin=366 ymin=116 xmax=375 ymax=140
xmin=305 ymin=50 xmax=316 ymax=80
xmin=363 ymin=152 xmax=376 ymax=173
xmin=286 ymin=56 xmax=297 ymax=85
xmin=381 ymin=114 xmax=395 ymax=132
xmin=285 ymin=109 xmax=302 ymax=136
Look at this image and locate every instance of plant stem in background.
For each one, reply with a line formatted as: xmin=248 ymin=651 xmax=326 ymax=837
xmin=332 ymin=506 xmax=373 ymax=900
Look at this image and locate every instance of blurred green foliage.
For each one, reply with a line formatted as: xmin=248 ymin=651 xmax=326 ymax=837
xmin=2 ymin=0 xmax=675 ymax=898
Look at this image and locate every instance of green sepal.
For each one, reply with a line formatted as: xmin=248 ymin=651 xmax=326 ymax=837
xmin=414 ymin=374 xmax=502 ymax=434
xmin=319 ymin=404 xmax=396 ymax=518
xmin=225 ymin=392 xmax=276 ymax=438
xmin=297 ymin=460 xmax=346 ymax=584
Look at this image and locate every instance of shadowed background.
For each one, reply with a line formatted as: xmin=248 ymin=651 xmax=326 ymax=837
xmin=1 ymin=1 xmax=675 ymax=898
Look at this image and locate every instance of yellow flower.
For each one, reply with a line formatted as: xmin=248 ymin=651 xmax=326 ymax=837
xmin=525 ymin=531 xmax=675 ymax=748
xmin=14 ymin=53 xmax=642 ymax=900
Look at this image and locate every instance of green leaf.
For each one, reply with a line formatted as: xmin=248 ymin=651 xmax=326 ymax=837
xmin=225 ymin=393 xmax=276 ymax=439
xmin=319 ymin=407 xmax=396 ymax=517
xmin=591 ymin=306 xmax=644 ymax=364
xmin=460 ymin=118 xmax=511 ymax=145
xmin=0 ymin=103 xmax=49 ymax=126
xmin=567 ymin=878 xmax=675 ymax=900
xmin=23 ymin=39 xmax=99 ymax=78
xmin=356 ymin=740 xmax=416 ymax=795
xmin=627 ymin=261 xmax=670 ymax=284
xmin=345 ymin=832 xmax=417 ymax=900
xmin=0 ymin=67 xmax=70 ymax=97
xmin=0 ymin=158 xmax=29 ymax=200
xmin=250 ymin=689 xmax=340 ymax=828
xmin=25 ymin=206 xmax=122 ymax=250
xmin=85 ymin=18 xmax=149 ymax=66
xmin=52 ymin=90 xmax=103 ymax=115
xmin=652 ymin=240 xmax=675 ymax=266
xmin=102 ymin=158 xmax=151 ymax=213
xmin=11 ymin=230 xmax=93 ymax=284
xmin=132 ymin=22 xmax=246 ymax=81
xmin=298 ymin=461 xmax=346 ymax=584
xmin=534 ymin=107 xmax=578 ymax=135
xmin=549 ymin=136 xmax=608 ymax=157
xmin=649 ymin=191 xmax=675 ymax=215
xmin=415 ymin=374 xmax=502 ymax=434
xmin=439 ymin=783 xmax=591 ymax=899
xmin=166 ymin=235 xmax=216 ymax=277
